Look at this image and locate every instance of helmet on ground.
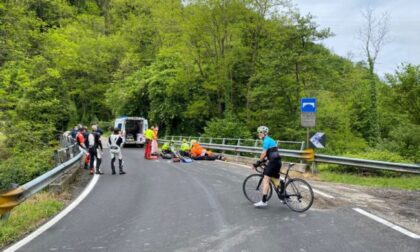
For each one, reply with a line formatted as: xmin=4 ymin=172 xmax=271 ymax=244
xmin=257 ymin=126 xmax=269 ymax=134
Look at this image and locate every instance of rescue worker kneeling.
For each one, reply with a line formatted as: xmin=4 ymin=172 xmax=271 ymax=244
xmin=179 ymin=139 xmax=190 ymax=157
xmin=190 ymin=140 xmax=224 ymax=161
xmin=161 ymin=141 xmax=176 ymax=159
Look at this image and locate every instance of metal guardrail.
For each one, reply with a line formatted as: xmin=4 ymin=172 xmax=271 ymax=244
xmin=315 ymin=154 xmax=420 ymax=174
xmin=158 ymin=138 xmax=313 ymax=160
xmin=160 ymin=136 xmax=420 ymax=174
xmin=162 ymin=135 xmax=306 ymax=150
xmin=0 ymin=135 xmax=83 ymax=220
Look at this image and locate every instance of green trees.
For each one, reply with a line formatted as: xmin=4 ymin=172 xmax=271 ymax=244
xmin=0 ymin=0 xmax=419 ymax=190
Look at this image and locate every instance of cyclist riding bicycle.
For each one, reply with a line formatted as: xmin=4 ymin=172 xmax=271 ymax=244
xmin=253 ymin=126 xmax=282 ymax=208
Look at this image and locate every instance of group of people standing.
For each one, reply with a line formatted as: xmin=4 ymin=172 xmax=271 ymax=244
xmin=71 ymin=124 xmax=126 ymax=175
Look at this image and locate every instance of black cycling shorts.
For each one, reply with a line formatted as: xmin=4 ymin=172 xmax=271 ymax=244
xmin=263 ymin=157 xmax=282 ymax=178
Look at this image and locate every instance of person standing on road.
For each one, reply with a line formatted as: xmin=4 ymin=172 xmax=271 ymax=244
xmin=144 ymin=126 xmax=154 ymax=159
xmin=71 ymin=126 xmax=78 ymax=139
xmin=151 ymin=125 xmax=159 ymax=155
xmin=109 ymin=128 xmax=126 ymax=175
xmin=88 ymin=124 xmax=104 ymax=175
xmin=253 ymin=126 xmax=282 ymax=208
xmin=76 ymin=127 xmax=91 ymax=170
xmin=76 ymin=127 xmax=86 ymax=149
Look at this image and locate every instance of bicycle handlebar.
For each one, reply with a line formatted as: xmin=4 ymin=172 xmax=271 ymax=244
xmin=254 ymin=161 xmax=295 ymax=174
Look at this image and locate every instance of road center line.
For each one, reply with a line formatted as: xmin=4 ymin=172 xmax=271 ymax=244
xmin=353 ymin=207 xmax=420 ymax=239
xmin=4 ymin=174 xmax=101 ymax=252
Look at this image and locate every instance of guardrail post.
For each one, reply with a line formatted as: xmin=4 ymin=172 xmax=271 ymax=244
xmin=65 ymin=147 xmax=70 ymax=162
xmin=310 ymin=162 xmax=318 ymax=174
xmin=254 ymin=140 xmax=259 ymax=158
xmin=209 ymin=138 xmax=213 ymax=144
xmin=222 ymin=138 xmax=226 ymax=155
xmin=300 ymin=141 xmax=305 ymax=151
xmin=53 ymin=150 xmax=60 ymax=166
xmin=0 ymin=184 xmax=23 ymax=221
xmin=237 ymin=139 xmax=241 ymax=157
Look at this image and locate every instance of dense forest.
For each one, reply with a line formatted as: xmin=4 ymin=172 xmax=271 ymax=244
xmin=0 ymin=0 xmax=419 ymax=188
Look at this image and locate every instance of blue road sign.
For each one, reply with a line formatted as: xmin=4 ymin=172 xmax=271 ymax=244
xmin=301 ymin=98 xmax=316 ymax=113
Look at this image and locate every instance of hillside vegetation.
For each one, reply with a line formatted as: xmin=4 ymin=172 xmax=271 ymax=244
xmin=0 ymin=0 xmax=419 ymax=189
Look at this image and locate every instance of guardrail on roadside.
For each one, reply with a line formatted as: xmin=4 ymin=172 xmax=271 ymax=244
xmin=159 ymin=136 xmax=420 ymax=174
xmin=0 ymin=135 xmax=83 ymax=220
xmin=161 ymin=135 xmax=306 ymax=150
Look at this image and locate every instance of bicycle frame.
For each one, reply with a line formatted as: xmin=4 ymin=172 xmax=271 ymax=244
xmin=258 ymin=162 xmax=295 ymax=198
xmin=244 ymin=161 xmax=314 ymax=212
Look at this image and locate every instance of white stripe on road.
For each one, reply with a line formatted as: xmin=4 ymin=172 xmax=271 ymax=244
xmin=216 ymin=159 xmax=250 ymax=169
xmin=4 ymin=174 xmax=101 ymax=252
xmin=216 ymin=160 xmax=335 ymax=199
xmin=353 ymin=208 xmax=420 ymax=239
xmin=312 ymin=189 xmax=335 ymax=199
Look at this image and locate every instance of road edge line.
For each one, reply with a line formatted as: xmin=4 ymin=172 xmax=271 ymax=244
xmin=312 ymin=188 xmax=335 ymax=199
xmin=4 ymin=174 xmax=101 ymax=252
xmin=353 ymin=207 xmax=420 ymax=239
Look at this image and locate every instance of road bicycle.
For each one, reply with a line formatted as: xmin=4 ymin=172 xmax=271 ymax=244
xmin=242 ymin=162 xmax=314 ymax=212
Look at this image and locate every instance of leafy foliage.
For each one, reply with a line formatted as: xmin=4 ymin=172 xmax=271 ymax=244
xmin=0 ymin=0 xmax=419 ymax=190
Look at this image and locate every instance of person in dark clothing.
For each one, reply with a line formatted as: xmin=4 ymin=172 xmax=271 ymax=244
xmin=108 ymin=128 xmax=126 ymax=175
xmin=252 ymin=126 xmax=282 ymax=208
xmin=70 ymin=126 xmax=78 ymax=139
xmin=88 ymin=124 xmax=104 ymax=175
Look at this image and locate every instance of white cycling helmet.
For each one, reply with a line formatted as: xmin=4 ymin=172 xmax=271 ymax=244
xmin=257 ymin=126 xmax=269 ymax=134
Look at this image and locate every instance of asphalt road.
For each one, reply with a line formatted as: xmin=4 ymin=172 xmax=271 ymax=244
xmin=18 ymin=148 xmax=420 ymax=252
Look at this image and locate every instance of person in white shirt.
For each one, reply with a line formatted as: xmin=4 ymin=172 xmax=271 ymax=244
xmin=108 ymin=128 xmax=126 ymax=175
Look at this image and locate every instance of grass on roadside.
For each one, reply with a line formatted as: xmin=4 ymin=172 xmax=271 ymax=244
xmin=0 ymin=192 xmax=65 ymax=249
xmin=317 ymin=164 xmax=420 ymax=190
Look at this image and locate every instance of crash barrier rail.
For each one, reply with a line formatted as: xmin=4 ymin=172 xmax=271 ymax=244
xmin=161 ymin=135 xmax=306 ymax=150
xmin=0 ymin=135 xmax=83 ymax=220
xmin=159 ymin=136 xmax=420 ymax=174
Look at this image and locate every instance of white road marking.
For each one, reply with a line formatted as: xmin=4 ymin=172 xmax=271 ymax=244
xmin=353 ymin=208 xmax=420 ymax=239
xmin=312 ymin=189 xmax=335 ymax=199
xmin=215 ymin=159 xmax=251 ymax=169
xmin=4 ymin=174 xmax=101 ymax=252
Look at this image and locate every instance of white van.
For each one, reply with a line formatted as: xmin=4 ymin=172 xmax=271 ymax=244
xmin=114 ymin=117 xmax=148 ymax=147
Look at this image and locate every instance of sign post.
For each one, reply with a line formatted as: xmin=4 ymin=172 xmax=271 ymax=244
xmin=301 ymin=98 xmax=316 ymax=148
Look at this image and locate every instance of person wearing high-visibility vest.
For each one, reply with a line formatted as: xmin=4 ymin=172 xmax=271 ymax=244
xmin=161 ymin=141 xmax=176 ymax=157
xmin=179 ymin=139 xmax=190 ymax=157
xmin=144 ymin=127 xmax=154 ymax=159
xmin=151 ymin=126 xmax=159 ymax=155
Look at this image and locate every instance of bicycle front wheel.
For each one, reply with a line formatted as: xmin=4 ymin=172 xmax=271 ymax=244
xmin=242 ymin=174 xmax=273 ymax=203
xmin=284 ymin=178 xmax=314 ymax=212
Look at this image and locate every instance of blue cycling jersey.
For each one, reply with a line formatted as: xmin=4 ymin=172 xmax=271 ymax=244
xmin=262 ymin=136 xmax=277 ymax=150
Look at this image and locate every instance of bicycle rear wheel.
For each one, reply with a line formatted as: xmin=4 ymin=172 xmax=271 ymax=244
xmin=243 ymin=174 xmax=273 ymax=203
xmin=284 ymin=178 xmax=314 ymax=212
